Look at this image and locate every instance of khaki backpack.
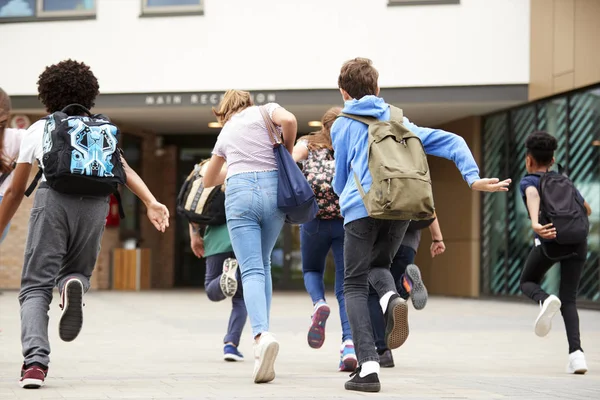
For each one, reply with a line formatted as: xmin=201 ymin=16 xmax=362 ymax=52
xmin=339 ymin=106 xmax=435 ymax=221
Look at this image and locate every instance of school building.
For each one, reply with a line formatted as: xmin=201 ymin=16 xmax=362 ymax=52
xmin=0 ymin=0 xmax=598 ymax=306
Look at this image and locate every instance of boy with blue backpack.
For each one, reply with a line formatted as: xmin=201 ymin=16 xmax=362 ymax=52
xmin=0 ymin=60 xmax=170 ymax=389
xmin=519 ymin=131 xmax=591 ymax=374
xmin=331 ymin=57 xmax=511 ymax=392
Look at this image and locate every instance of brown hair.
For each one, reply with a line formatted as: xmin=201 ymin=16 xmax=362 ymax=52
xmin=303 ymin=107 xmax=342 ymax=151
xmin=338 ymin=57 xmax=379 ymax=100
xmin=0 ymin=87 xmax=12 ymax=174
xmin=212 ymin=90 xmax=254 ymax=125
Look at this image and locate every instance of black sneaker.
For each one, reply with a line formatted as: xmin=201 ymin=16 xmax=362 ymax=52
xmin=344 ymin=367 xmax=381 ymax=392
xmin=384 ymin=294 xmax=409 ymax=349
xmin=379 ymin=349 xmax=395 ymax=368
xmin=59 ymin=278 xmax=84 ymax=342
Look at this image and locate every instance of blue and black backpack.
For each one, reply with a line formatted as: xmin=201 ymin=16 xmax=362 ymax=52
xmin=25 ymin=104 xmax=126 ymax=217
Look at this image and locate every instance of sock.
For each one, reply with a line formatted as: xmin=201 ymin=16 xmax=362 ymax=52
xmin=359 ymin=361 xmax=380 ymax=377
xmin=379 ymin=291 xmax=395 ymax=313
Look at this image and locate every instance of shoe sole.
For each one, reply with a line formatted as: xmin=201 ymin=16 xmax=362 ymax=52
xmin=254 ymin=340 xmax=279 ymax=383
xmin=385 ymin=298 xmax=409 ymax=350
xmin=224 ymin=353 xmax=244 ymax=362
xmin=344 ymin=381 xmax=381 ymax=392
xmin=220 ymin=259 xmax=239 ymax=297
xmin=571 ymin=368 xmax=588 ymax=375
xmin=406 ymin=264 xmax=428 ymax=310
xmin=308 ymin=304 xmax=330 ymax=349
xmin=535 ymin=297 xmax=561 ymax=337
xmin=59 ymin=279 xmax=84 ymax=342
xmin=19 ymin=379 xmax=44 ymax=389
xmin=339 ymin=355 xmax=358 ymax=372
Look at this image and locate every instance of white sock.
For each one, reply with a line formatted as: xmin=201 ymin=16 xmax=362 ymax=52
xmin=379 ymin=291 xmax=395 ymax=313
xmin=359 ymin=361 xmax=380 ymax=377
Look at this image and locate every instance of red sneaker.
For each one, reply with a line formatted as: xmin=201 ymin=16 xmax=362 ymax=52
xmin=19 ymin=365 xmax=47 ymax=389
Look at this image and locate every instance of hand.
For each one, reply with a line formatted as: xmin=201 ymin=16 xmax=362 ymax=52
xmin=430 ymin=240 xmax=446 ymax=258
xmin=190 ymin=235 xmax=205 ymax=258
xmin=532 ymin=222 xmax=556 ymax=239
xmin=471 ymin=178 xmax=511 ymax=192
xmin=146 ymin=201 xmax=170 ymax=232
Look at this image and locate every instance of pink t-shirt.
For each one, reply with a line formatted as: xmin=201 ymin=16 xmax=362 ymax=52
xmin=213 ymin=103 xmax=282 ymax=179
xmin=0 ymin=128 xmax=24 ymax=195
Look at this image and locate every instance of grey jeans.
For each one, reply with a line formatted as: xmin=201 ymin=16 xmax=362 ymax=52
xmin=343 ymin=217 xmax=409 ymax=365
xmin=19 ymin=185 xmax=109 ymax=367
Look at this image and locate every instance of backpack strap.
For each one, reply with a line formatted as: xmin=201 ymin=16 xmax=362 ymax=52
xmin=61 ymin=104 xmax=93 ymax=116
xmin=0 ymin=160 xmax=17 ymax=187
xmin=24 ymin=168 xmax=43 ymax=197
xmin=338 ymin=113 xmax=377 ymax=126
xmin=113 ymin=190 xmax=125 ymax=219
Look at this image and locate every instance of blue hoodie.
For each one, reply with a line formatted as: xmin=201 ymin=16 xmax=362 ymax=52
xmin=331 ymin=95 xmax=481 ymax=225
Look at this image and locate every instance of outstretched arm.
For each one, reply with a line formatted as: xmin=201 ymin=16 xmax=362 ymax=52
xmin=122 ymin=155 xmax=169 ymax=232
xmin=0 ymin=163 xmax=31 ymax=238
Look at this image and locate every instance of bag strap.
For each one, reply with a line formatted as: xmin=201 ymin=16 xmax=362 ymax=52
xmin=24 ymin=168 xmax=43 ymax=197
xmin=338 ymin=112 xmax=377 ymax=126
xmin=0 ymin=160 xmax=17 ymax=187
xmin=61 ymin=104 xmax=93 ymax=116
xmin=259 ymin=106 xmax=283 ymax=146
xmin=113 ymin=191 xmax=125 ymax=219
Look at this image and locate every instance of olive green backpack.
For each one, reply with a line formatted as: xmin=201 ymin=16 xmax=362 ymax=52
xmin=339 ymin=106 xmax=435 ymax=221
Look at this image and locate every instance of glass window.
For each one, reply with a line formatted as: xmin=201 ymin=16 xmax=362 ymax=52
xmin=0 ymin=0 xmax=35 ymax=18
xmin=142 ymin=0 xmax=202 ymax=15
xmin=0 ymin=0 xmax=94 ymax=21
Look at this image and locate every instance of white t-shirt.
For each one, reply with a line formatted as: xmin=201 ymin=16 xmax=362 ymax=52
xmin=212 ymin=103 xmax=282 ymax=179
xmin=0 ymin=127 xmax=25 ymax=195
xmin=17 ymin=119 xmax=46 ymax=182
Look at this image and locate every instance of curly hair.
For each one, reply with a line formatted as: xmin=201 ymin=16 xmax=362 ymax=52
xmin=526 ymin=131 xmax=558 ymax=166
xmin=37 ymin=59 xmax=99 ymax=114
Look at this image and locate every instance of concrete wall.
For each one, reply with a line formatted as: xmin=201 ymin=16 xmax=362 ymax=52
xmin=0 ymin=0 xmax=529 ymax=95
xmin=529 ymin=0 xmax=600 ymax=100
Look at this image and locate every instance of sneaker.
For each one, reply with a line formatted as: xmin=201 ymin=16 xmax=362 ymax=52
xmin=344 ymin=367 xmax=381 ymax=392
xmin=405 ymin=264 xmax=428 ymax=310
xmin=307 ymin=300 xmax=330 ymax=349
xmin=19 ymin=364 xmax=47 ymax=389
xmin=567 ymin=350 xmax=588 ymax=374
xmin=253 ymin=332 xmax=279 ymax=383
xmin=379 ymin=349 xmax=395 ymax=368
xmin=59 ymin=278 xmax=84 ymax=342
xmin=534 ymin=294 xmax=561 ymax=337
xmin=339 ymin=340 xmax=358 ymax=372
xmin=223 ymin=343 xmax=244 ymax=362
xmin=384 ymin=294 xmax=409 ymax=350
xmin=220 ymin=258 xmax=239 ymax=297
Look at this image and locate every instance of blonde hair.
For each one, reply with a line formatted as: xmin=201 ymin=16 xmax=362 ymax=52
xmin=0 ymin=87 xmax=12 ymax=174
xmin=212 ymin=90 xmax=254 ymax=125
xmin=303 ymin=106 xmax=342 ymax=151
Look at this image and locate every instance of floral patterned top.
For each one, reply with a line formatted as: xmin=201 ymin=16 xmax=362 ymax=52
xmin=299 ymin=140 xmax=342 ymax=220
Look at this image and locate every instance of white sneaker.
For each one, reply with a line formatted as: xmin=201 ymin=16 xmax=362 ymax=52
xmin=567 ymin=350 xmax=588 ymax=374
xmin=252 ymin=332 xmax=279 ymax=383
xmin=220 ymin=258 xmax=239 ymax=297
xmin=534 ymin=295 xmax=561 ymax=337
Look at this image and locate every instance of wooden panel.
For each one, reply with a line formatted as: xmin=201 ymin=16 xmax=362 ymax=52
xmin=574 ymin=0 xmax=600 ymax=88
xmin=113 ymin=249 xmax=151 ymax=291
xmin=553 ymin=0 xmax=575 ymax=76
xmin=529 ymin=0 xmax=555 ymax=100
xmin=140 ymin=249 xmax=152 ymax=290
xmin=553 ymin=71 xmax=575 ymax=93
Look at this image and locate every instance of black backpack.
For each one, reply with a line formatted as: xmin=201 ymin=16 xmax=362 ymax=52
xmin=408 ymin=215 xmax=436 ymax=231
xmin=25 ymin=104 xmax=126 ymax=217
xmin=531 ymin=165 xmax=589 ymax=245
xmin=176 ymin=160 xmax=227 ymax=226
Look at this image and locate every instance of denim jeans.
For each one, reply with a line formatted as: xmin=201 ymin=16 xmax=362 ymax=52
xmin=205 ymin=251 xmax=247 ymax=347
xmin=225 ymin=171 xmax=285 ymax=338
xmin=301 ymin=217 xmax=352 ymax=342
xmin=368 ymin=245 xmax=416 ymax=352
xmin=343 ymin=217 xmax=409 ymax=364
xmin=0 ymin=195 xmax=10 ymax=244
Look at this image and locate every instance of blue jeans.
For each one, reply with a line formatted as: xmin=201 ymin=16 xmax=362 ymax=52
xmin=225 ymin=171 xmax=285 ymax=338
xmin=368 ymin=245 xmax=416 ymax=352
xmin=301 ymin=218 xmax=352 ymax=342
xmin=205 ymin=251 xmax=247 ymax=346
xmin=0 ymin=196 xmax=10 ymax=244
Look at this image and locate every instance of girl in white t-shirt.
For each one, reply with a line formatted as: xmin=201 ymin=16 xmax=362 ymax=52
xmin=0 ymin=88 xmax=23 ymax=243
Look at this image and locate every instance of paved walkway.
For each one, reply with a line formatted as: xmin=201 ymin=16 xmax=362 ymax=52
xmin=0 ymin=290 xmax=599 ymax=399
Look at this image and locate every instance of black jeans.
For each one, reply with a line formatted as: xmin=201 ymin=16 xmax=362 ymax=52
xmin=343 ymin=217 xmax=409 ymax=364
xmin=520 ymin=241 xmax=587 ymax=354
xmin=368 ymin=245 xmax=417 ymax=352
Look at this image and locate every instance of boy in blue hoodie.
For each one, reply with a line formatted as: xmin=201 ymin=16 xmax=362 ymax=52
xmin=331 ymin=58 xmax=511 ymax=392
